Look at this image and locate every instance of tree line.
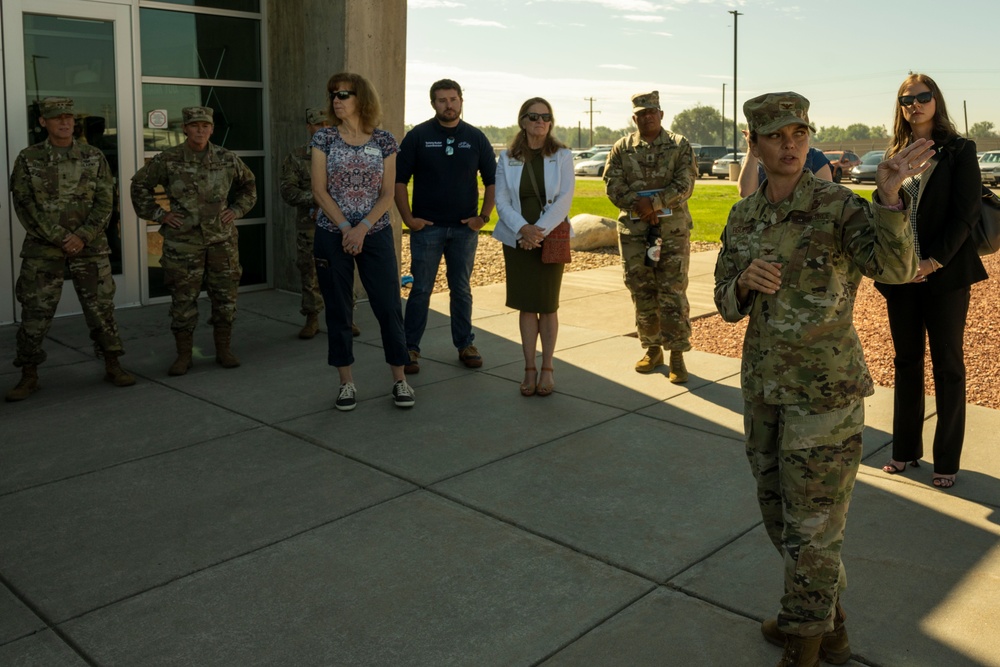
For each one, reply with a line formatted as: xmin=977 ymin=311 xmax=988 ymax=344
xmin=404 ymin=108 xmax=1000 ymax=148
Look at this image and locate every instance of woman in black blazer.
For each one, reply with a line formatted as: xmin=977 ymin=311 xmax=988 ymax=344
xmin=876 ymin=73 xmax=988 ymax=488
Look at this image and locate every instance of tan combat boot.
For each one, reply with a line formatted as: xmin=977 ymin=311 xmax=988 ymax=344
xmin=169 ymin=330 xmax=194 ymax=376
xmin=299 ymin=313 xmax=319 ymax=339
xmin=103 ymin=353 xmax=136 ymax=387
xmin=5 ymin=365 xmax=40 ymax=402
xmin=635 ymin=346 xmax=663 ymax=373
xmin=214 ymin=327 xmax=241 ymax=368
xmin=762 ymin=604 xmax=850 ymax=665
xmin=776 ymin=635 xmax=822 ymax=667
xmin=668 ymin=350 xmax=689 ymax=384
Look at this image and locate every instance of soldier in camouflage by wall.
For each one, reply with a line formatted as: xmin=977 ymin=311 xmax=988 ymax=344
xmin=131 ymin=106 xmax=256 ymax=376
xmin=714 ymin=92 xmax=928 ymax=667
xmin=279 ymin=107 xmax=359 ymax=340
xmin=6 ymin=97 xmax=135 ymax=402
xmin=604 ymin=90 xmax=698 ymax=383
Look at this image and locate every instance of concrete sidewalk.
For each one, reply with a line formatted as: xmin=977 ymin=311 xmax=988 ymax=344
xmin=1 ymin=251 xmax=998 ymax=666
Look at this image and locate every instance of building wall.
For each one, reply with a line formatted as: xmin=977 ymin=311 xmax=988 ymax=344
xmin=267 ymin=0 xmax=407 ymax=296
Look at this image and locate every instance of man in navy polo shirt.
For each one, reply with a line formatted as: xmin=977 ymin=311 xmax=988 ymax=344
xmin=395 ymin=78 xmax=497 ymax=373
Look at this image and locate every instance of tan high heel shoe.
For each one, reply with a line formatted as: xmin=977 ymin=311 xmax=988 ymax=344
xmin=520 ymin=366 xmax=537 ymax=396
xmin=536 ymin=367 xmax=555 ymax=397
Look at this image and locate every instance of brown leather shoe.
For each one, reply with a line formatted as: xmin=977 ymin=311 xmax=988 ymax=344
xmin=635 ymin=346 xmax=663 ymax=373
xmin=458 ymin=345 xmax=483 ymax=369
xmin=404 ymin=350 xmax=420 ymax=375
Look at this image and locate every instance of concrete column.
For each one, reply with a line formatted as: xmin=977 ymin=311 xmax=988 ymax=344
xmin=267 ymin=0 xmax=407 ymax=297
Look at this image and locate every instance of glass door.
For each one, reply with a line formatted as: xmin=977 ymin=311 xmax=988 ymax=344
xmin=3 ymin=0 xmax=139 ymax=316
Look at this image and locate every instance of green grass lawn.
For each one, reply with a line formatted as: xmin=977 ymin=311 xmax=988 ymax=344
xmin=462 ymin=178 xmax=875 ymax=243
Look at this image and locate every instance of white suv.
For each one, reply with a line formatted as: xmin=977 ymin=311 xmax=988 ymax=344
xmin=980 ymin=151 xmax=1000 ymax=186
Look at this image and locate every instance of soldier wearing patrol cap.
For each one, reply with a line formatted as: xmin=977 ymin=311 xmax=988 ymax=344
xmin=131 ymin=105 xmax=256 ymax=376
xmin=279 ymin=107 xmax=360 ymax=340
xmin=714 ymin=91 xmax=930 ymax=666
xmin=6 ymin=96 xmax=135 ymax=402
xmin=604 ymin=90 xmax=698 ymax=382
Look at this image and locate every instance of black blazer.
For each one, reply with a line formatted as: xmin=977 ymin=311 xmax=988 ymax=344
xmin=876 ymin=135 xmax=988 ymax=297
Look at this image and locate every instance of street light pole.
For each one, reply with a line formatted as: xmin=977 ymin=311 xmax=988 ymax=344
xmin=729 ymin=10 xmax=743 ymax=153
xmin=722 ymin=83 xmax=726 ymax=144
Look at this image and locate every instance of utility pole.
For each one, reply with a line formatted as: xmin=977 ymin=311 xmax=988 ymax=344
xmin=583 ymin=97 xmax=601 ymax=148
xmin=729 ymin=10 xmax=743 ymax=153
xmin=577 ymin=121 xmax=582 ymax=148
xmin=722 ymin=83 xmax=726 ymax=144
xmin=964 ymin=100 xmax=969 ymax=136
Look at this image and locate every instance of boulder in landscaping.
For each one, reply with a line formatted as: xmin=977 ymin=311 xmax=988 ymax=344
xmin=570 ymin=214 xmax=617 ymax=250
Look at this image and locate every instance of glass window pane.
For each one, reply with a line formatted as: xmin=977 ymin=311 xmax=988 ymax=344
xmin=140 ymin=9 xmax=260 ymax=81
xmin=141 ymin=84 xmax=263 ymax=151
xmin=237 ymin=223 xmax=267 ymax=286
xmin=149 ymin=0 xmax=260 ymax=12
xmin=23 ymin=13 xmax=124 ymax=273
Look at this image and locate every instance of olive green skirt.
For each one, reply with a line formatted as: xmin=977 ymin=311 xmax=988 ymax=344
xmin=502 ymin=243 xmax=564 ymax=314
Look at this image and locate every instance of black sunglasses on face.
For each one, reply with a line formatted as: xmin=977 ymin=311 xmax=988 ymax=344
xmin=331 ymin=90 xmax=357 ymax=100
xmin=521 ymin=112 xmax=552 ymax=122
xmin=445 ymin=136 xmax=455 ymax=156
xmin=899 ymin=91 xmax=933 ymax=107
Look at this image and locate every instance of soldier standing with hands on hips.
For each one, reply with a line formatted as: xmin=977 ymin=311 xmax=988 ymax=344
xmin=131 ymin=106 xmax=256 ymax=376
xmin=279 ymin=107 xmax=360 ymax=339
xmin=605 ymin=90 xmax=698 ymax=382
xmin=6 ymin=97 xmax=135 ymax=402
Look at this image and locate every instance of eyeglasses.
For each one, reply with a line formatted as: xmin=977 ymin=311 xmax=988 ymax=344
xmin=330 ymin=90 xmax=357 ymax=100
xmin=445 ymin=136 xmax=455 ymax=156
xmin=521 ymin=112 xmax=552 ymax=123
xmin=898 ymin=91 xmax=933 ymax=107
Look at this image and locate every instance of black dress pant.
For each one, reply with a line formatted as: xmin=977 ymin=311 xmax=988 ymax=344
xmin=884 ymin=283 xmax=971 ymax=474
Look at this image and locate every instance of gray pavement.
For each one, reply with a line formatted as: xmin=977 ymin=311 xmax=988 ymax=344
xmin=2 ymin=250 xmax=999 ymax=667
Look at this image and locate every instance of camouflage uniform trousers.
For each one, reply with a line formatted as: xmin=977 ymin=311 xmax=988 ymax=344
xmin=162 ymin=234 xmax=242 ymax=333
xmin=14 ymin=255 xmax=124 ymax=366
xmin=618 ymin=225 xmax=691 ymax=351
xmin=744 ymin=398 xmax=864 ymax=638
xmin=295 ymin=222 xmax=323 ymax=316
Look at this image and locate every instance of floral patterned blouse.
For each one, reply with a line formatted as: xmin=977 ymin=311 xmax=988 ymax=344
xmin=310 ymin=127 xmax=398 ymax=234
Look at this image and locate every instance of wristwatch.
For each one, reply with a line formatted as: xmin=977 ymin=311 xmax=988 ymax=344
xmin=480 ymin=213 xmax=491 ymax=224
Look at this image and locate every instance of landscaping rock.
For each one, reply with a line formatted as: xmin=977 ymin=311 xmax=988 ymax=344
xmin=570 ymin=214 xmax=617 ymax=250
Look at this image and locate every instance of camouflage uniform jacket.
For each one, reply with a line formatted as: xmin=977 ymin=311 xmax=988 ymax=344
xmin=604 ymin=128 xmax=697 ymax=236
xmin=278 ymin=143 xmax=315 ymax=229
xmin=10 ymin=139 xmax=112 ymax=259
xmin=714 ymin=170 xmax=919 ymax=408
xmin=131 ymin=142 xmax=256 ymax=245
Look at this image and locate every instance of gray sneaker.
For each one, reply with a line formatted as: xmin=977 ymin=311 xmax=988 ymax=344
xmin=335 ymin=382 xmax=357 ymax=411
xmin=392 ymin=380 xmax=415 ymax=408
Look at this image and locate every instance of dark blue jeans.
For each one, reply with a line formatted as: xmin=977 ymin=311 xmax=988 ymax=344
xmin=314 ymin=225 xmax=407 ymax=368
xmin=404 ymin=224 xmax=478 ymax=352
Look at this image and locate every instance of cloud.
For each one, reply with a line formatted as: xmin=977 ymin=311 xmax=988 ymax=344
xmin=600 ymin=64 xmax=638 ymax=70
xmin=409 ymin=0 xmax=465 ymax=7
xmin=652 ymin=31 xmax=674 ymax=37
xmin=448 ymin=18 xmax=506 ymax=27
xmin=621 ymin=14 xmax=665 ymax=22
xmin=545 ymin=0 xmax=667 ymax=12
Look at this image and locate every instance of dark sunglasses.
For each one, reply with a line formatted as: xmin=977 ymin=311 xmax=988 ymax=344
xmin=330 ymin=90 xmax=357 ymax=100
xmin=898 ymin=91 xmax=933 ymax=107
xmin=521 ymin=112 xmax=552 ymax=122
xmin=445 ymin=136 xmax=455 ymax=156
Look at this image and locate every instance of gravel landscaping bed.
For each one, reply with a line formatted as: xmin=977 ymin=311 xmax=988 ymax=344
xmin=402 ymin=233 xmax=999 ymax=410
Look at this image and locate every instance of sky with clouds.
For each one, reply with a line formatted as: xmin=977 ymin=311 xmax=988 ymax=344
xmin=405 ymin=0 xmax=1000 ymax=142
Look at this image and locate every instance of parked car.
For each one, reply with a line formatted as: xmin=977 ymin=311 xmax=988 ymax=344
xmin=979 ymin=150 xmax=1000 ymax=186
xmin=573 ymin=145 xmax=614 ymax=161
xmin=822 ymin=150 xmax=861 ymax=183
xmin=711 ymin=152 xmax=745 ymax=179
xmin=693 ymin=145 xmax=732 ymax=177
xmin=574 ymin=151 xmax=610 ymax=176
xmin=849 ymin=151 xmax=885 ymax=183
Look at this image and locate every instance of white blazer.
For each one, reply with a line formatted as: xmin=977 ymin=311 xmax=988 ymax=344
xmin=492 ymin=147 xmax=575 ymax=248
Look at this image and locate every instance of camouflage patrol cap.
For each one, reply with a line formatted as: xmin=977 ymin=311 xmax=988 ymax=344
xmin=631 ymin=91 xmax=660 ymax=113
xmin=182 ymin=106 xmax=214 ymax=125
xmin=306 ymin=107 xmax=327 ymax=125
xmin=744 ymin=91 xmax=817 ymax=135
xmin=39 ymin=97 xmax=75 ymax=118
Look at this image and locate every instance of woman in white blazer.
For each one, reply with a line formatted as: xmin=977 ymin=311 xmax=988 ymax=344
xmin=494 ymin=97 xmax=575 ymax=396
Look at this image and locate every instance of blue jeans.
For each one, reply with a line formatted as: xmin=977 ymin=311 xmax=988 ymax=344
xmin=404 ymin=224 xmax=478 ymax=352
xmin=314 ymin=225 xmax=408 ymax=368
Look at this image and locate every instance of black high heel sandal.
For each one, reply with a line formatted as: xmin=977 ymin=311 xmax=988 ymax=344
xmin=882 ymin=459 xmax=920 ymax=475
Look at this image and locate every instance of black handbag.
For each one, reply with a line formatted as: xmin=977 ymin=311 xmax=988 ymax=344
xmin=974 ymin=186 xmax=1000 ymax=256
